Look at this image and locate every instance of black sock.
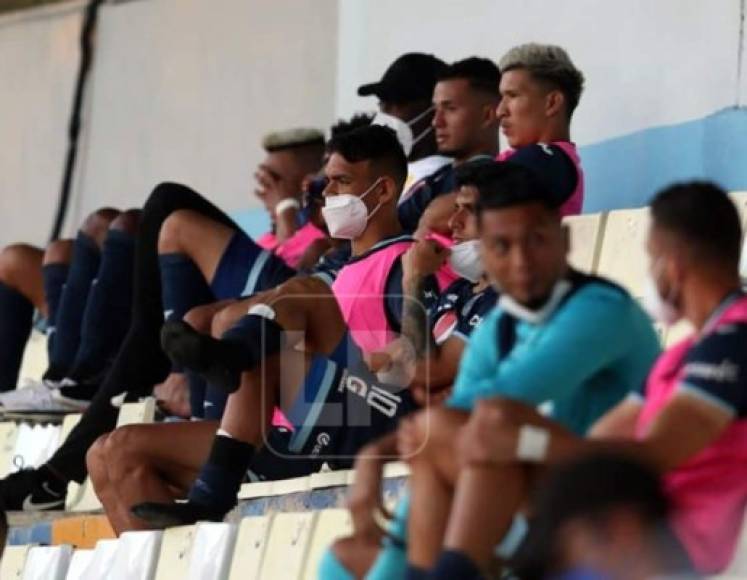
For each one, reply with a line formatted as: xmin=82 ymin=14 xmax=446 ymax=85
xmin=188 ymin=434 xmax=254 ymax=513
xmin=46 ymin=233 xmax=100 ymax=381
xmin=158 ymin=253 xmax=214 ymax=324
xmin=41 ymin=263 xmax=69 ymax=357
xmin=430 ymin=550 xmax=484 ymax=580
xmin=187 ymin=371 xmax=206 ymax=419
xmin=39 ymin=464 xmax=69 ymax=494
xmin=0 ymin=282 xmax=34 ymax=390
xmin=68 ymin=229 xmax=136 ymax=381
xmin=405 ymin=564 xmax=429 ymax=580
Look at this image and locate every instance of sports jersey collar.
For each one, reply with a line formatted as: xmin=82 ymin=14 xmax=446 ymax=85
xmin=700 ymin=289 xmax=746 ymax=336
xmin=345 ymin=233 xmax=414 ymax=265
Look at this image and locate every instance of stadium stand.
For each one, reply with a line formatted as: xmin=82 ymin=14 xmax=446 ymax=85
xmin=1 ymin=196 xmax=746 ymax=578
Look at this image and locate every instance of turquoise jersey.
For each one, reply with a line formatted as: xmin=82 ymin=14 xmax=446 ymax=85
xmin=448 ymin=278 xmax=660 ymax=435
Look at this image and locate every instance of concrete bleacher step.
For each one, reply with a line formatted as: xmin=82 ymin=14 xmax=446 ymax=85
xmin=20 ymin=544 xmax=73 ymax=580
xmin=596 ymin=207 xmax=650 ymax=299
xmin=187 ymin=522 xmax=237 ymax=580
xmin=63 ymin=548 xmax=93 ymax=580
xmin=227 ymin=515 xmax=273 ymax=580
xmin=563 ymin=212 xmax=607 ymax=272
xmin=50 ymin=514 xmax=115 ymax=549
xmin=17 ymin=330 xmax=49 ymax=386
xmin=259 ymin=511 xmax=318 ymax=580
xmin=0 ymin=544 xmax=34 ymax=579
xmin=110 ymin=530 xmax=163 ymax=580
xmin=303 ymin=508 xmax=353 ymax=580
xmin=153 ymin=525 xmax=196 ymax=580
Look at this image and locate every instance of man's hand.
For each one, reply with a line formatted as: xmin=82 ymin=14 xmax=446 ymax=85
xmin=402 ymin=239 xmax=450 ymax=281
xmin=253 ymin=165 xmax=297 ymax=215
xmin=456 ymin=399 xmax=522 ymax=466
xmin=414 ymin=192 xmax=458 ymax=239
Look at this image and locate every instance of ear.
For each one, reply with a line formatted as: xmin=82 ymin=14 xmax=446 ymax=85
xmin=378 ymin=177 xmax=400 ymax=206
xmin=481 ymin=100 xmax=499 ymax=129
xmin=545 ymin=90 xmax=565 ymax=118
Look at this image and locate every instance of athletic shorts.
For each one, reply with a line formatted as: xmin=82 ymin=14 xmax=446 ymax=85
xmin=210 ymin=232 xmax=295 ymax=299
xmin=282 ymin=354 xmax=418 ymax=469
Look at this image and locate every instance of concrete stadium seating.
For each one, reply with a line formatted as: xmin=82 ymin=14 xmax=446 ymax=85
xmin=4 ymin=195 xmax=747 ymax=579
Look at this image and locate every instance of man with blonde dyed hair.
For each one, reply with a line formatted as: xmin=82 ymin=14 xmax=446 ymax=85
xmin=497 ymin=43 xmax=586 ymax=215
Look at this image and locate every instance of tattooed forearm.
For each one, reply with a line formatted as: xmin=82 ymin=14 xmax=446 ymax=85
xmin=402 ymin=275 xmax=435 ymax=358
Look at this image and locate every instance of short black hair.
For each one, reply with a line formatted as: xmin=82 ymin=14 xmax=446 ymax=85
xmin=329 ymin=113 xmax=374 ymax=139
xmin=650 ymin=181 xmax=742 ymax=268
xmin=437 ymin=57 xmax=501 ymax=97
xmin=512 ymin=453 xmax=675 ymax=580
xmin=462 ymin=162 xmax=558 ymax=220
xmin=326 ymin=124 xmax=408 ymax=190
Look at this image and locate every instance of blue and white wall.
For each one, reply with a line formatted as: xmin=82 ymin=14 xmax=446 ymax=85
xmin=1 ymin=0 xmax=745 ymax=246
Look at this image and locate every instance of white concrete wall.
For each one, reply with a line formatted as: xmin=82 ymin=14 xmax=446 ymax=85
xmin=68 ymin=0 xmax=338 ymax=234
xmin=0 ymin=0 xmax=744 ymax=244
xmin=338 ymin=0 xmax=742 ymax=147
xmin=0 ymin=1 xmax=84 ymax=248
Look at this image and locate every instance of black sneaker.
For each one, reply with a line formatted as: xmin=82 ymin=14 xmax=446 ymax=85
xmin=160 ymin=320 xmax=249 ymax=394
xmin=0 ymin=468 xmax=66 ymax=511
xmin=131 ymin=500 xmax=227 ymax=528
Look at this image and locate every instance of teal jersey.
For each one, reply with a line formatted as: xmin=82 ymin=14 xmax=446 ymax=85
xmin=449 ymin=275 xmax=660 ymax=435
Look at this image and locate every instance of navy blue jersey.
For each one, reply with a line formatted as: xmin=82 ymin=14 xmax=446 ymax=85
xmin=429 ymin=278 xmax=498 ymax=344
xmin=397 ymin=163 xmax=457 ymax=233
xmin=506 ymin=143 xmax=578 ymax=208
xmin=678 ymin=320 xmax=747 ymax=418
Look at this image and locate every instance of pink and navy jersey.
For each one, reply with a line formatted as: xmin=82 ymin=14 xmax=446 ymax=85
xmin=634 ymin=292 xmax=747 ymax=573
xmin=256 ymin=222 xmax=326 ymax=269
xmin=429 ymin=278 xmax=498 ymax=345
xmin=498 ymin=141 xmax=584 ymax=216
xmin=331 ymin=235 xmax=414 ymax=354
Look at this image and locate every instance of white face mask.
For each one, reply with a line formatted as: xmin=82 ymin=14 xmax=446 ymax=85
xmin=642 ymin=262 xmax=681 ymax=325
xmin=449 ymin=240 xmax=484 ymax=283
xmin=321 ymin=179 xmax=383 ymax=240
xmin=498 ymin=279 xmax=572 ymax=325
xmin=371 ymin=107 xmax=434 ymax=157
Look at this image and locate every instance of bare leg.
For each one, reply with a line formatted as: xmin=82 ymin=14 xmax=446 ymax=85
xmin=405 ymin=408 xmax=468 ymax=569
xmin=158 ymin=209 xmax=235 ymax=282
xmin=87 ymin=420 xmax=218 ymax=533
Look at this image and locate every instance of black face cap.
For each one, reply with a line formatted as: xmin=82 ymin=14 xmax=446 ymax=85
xmin=357 ymin=53 xmax=447 ymax=103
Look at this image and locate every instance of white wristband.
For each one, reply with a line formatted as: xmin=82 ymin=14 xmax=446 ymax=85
xmin=275 ymin=198 xmax=300 ymax=217
xmin=247 ymin=303 xmax=277 ymax=319
xmin=516 ymin=424 xmax=550 ymax=462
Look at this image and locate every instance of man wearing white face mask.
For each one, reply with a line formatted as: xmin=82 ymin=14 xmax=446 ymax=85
xmin=317 ymin=162 xmax=659 ymax=580
xmin=420 ymin=182 xmax=747 ymax=578
xmin=126 ymin=125 xmax=434 ymax=529
xmin=358 ymin=53 xmax=451 ymax=201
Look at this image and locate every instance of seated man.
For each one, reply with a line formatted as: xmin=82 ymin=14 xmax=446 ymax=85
xmin=416 ymin=44 xmax=586 ymax=242
xmin=496 ymin=43 xmax=585 ymax=216
xmin=359 ymin=52 xmax=450 ymax=195
xmin=87 ymin=157 xmax=498 ymax=533
xmin=438 ymin=182 xmax=747 ymax=576
xmin=320 ymin=162 xmax=660 ymax=580
xmin=0 ymin=126 xmax=331 ymax=510
xmin=0 ymin=207 xmax=140 ymax=406
xmin=511 ymin=453 xmax=692 ymax=580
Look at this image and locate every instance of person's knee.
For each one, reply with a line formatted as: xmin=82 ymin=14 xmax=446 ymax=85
xmin=43 ymin=239 xmax=73 ymax=266
xmin=81 ymin=207 xmax=121 ymax=247
xmin=109 ymin=209 xmax=142 ymax=236
xmin=411 ymin=407 xmax=465 ymax=457
xmin=103 ymin=425 xmax=148 ymax=482
xmin=0 ymin=244 xmax=43 ymax=285
xmin=86 ymin=434 xmax=110 ymax=487
xmin=158 ymin=209 xmax=204 ymax=254
xmin=184 ymin=303 xmax=218 ymax=332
